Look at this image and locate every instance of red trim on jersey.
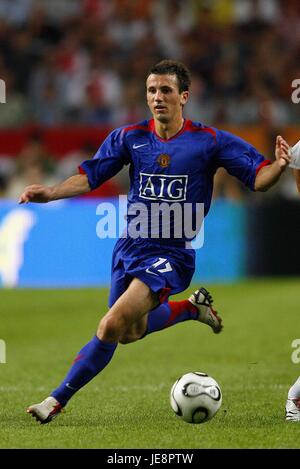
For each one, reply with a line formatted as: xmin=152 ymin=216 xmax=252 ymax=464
xmin=123 ymin=123 xmax=150 ymax=133
xmin=129 ymin=119 xmax=216 ymax=143
xmin=78 ymin=165 xmax=86 ymax=174
xmin=255 ymin=159 xmax=271 ymax=174
xmin=185 ymin=120 xmax=217 ymax=142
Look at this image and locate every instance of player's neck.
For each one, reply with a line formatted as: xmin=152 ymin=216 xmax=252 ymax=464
xmin=154 ymin=117 xmax=185 ymax=140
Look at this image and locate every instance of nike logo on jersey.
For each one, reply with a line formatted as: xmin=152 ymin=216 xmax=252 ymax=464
xmin=133 ymin=143 xmax=149 ymax=149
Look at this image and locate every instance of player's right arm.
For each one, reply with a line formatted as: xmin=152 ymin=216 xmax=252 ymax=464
xmin=19 ymin=127 xmax=131 ymax=204
xmin=294 ymin=169 xmax=300 ymax=194
xmin=19 ymin=174 xmax=90 ymax=204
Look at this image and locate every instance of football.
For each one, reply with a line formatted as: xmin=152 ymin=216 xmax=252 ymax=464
xmin=170 ymin=372 xmax=222 ymax=424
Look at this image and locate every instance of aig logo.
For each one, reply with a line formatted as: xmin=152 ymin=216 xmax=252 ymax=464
xmin=139 ymin=173 xmax=188 ymax=202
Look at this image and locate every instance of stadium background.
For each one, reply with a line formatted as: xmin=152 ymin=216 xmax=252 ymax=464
xmin=1 ymin=0 xmax=300 ymax=287
xmin=0 ymin=0 xmax=300 ymax=450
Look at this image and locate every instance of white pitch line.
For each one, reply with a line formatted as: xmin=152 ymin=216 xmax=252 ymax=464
xmin=0 ymin=383 xmax=290 ymax=393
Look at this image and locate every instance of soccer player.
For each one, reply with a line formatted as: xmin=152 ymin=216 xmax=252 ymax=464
xmin=285 ymin=168 xmax=300 ymax=422
xmin=19 ymin=60 xmax=291 ymax=424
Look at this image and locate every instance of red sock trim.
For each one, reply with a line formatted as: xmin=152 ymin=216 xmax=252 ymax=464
xmin=72 ymin=354 xmax=84 ymax=364
xmin=166 ymin=300 xmax=198 ymax=325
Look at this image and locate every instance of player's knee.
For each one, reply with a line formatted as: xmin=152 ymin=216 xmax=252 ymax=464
xmin=97 ymin=315 xmax=126 ymax=342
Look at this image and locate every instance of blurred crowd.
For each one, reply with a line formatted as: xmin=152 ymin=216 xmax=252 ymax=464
xmin=0 ymin=0 xmax=299 ymax=200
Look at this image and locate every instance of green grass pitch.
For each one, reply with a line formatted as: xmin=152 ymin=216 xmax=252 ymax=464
xmin=1 ymin=278 xmax=300 ymax=448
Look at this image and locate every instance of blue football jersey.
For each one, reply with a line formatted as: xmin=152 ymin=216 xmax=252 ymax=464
xmin=79 ymin=118 xmax=270 ymax=245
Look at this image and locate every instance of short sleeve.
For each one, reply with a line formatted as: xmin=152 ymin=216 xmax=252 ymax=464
xmin=215 ymin=130 xmax=271 ymax=191
xmin=78 ymin=128 xmax=131 ymax=190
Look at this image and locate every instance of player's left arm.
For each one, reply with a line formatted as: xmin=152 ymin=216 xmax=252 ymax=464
xmin=294 ymin=169 xmax=300 ymax=194
xmin=254 ymin=136 xmax=291 ymax=191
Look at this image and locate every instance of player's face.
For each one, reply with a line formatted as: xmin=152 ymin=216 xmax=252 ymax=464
xmin=146 ymin=74 xmax=189 ymax=124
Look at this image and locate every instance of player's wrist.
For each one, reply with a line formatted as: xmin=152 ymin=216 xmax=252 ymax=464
xmin=48 ymin=186 xmax=58 ymax=201
xmin=274 ymin=159 xmax=287 ymax=172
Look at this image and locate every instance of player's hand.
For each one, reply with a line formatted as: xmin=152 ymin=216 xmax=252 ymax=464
xmin=275 ymin=135 xmax=291 ymax=169
xmin=18 ymin=185 xmax=53 ymax=204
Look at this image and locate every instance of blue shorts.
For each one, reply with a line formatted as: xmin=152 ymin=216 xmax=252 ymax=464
xmin=108 ymin=237 xmax=195 ymax=307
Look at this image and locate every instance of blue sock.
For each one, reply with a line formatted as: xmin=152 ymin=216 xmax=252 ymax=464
xmin=145 ymin=300 xmax=198 ymax=335
xmin=51 ymin=336 xmax=117 ymax=407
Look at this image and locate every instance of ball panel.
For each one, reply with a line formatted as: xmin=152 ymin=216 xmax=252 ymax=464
xmin=192 ymin=407 xmax=208 ymax=424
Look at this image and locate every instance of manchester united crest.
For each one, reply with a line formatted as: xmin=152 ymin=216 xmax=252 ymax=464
xmin=157 ymin=153 xmax=170 ymax=168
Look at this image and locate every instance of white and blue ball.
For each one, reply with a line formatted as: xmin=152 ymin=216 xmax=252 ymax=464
xmin=170 ymin=372 xmax=222 ymax=424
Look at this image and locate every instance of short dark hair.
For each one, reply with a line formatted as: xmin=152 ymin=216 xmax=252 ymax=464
xmin=148 ymin=59 xmax=191 ymax=93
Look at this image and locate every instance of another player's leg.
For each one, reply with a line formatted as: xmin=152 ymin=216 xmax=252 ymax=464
xmin=142 ymin=287 xmax=222 ymax=337
xmin=27 ymin=278 xmax=158 ymax=424
xmin=286 ymin=377 xmax=300 ymax=421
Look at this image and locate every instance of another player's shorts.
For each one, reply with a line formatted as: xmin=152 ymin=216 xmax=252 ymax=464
xmin=108 ymin=237 xmax=195 ymax=307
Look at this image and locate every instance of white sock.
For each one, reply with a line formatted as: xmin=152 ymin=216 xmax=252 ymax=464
xmin=288 ymin=376 xmax=300 ymax=399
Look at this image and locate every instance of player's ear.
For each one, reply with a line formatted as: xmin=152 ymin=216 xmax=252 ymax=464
xmin=180 ymin=91 xmax=189 ymax=106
